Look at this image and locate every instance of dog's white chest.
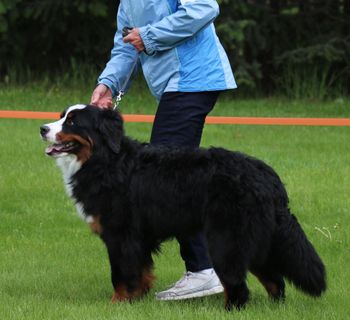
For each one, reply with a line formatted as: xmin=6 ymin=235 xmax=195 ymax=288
xmin=56 ymin=156 xmax=93 ymax=223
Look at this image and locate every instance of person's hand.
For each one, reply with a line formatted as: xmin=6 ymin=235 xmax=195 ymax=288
xmin=90 ymin=84 xmax=113 ymax=109
xmin=123 ymin=28 xmax=145 ymax=52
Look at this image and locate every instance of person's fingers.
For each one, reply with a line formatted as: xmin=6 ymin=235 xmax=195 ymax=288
xmin=91 ymin=85 xmax=106 ymax=104
xmin=97 ymin=103 xmax=110 ymax=109
xmin=90 ymin=93 xmax=101 ymax=105
xmin=123 ymin=33 xmax=132 ymax=43
xmin=94 ymin=95 xmax=113 ymax=109
xmin=125 ymin=38 xmax=144 ymax=51
xmin=123 ymin=29 xmax=140 ymax=43
xmin=123 ymin=28 xmax=144 ymax=52
xmin=133 ymin=41 xmax=144 ymax=52
xmin=91 ymin=85 xmax=112 ymax=106
xmin=103 ymin=97 xmax=113 ymax=108
xmin=94 ymin=101 xmax=111 ymax=109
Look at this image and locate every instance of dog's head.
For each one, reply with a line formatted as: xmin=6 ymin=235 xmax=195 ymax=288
xmin=40 ymin=104 xmax=124 ymax=163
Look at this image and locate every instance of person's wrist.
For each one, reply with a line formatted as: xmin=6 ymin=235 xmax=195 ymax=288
xmin=96 ymin=83 xmax=110 ymax=93
xmin=98 ymin=79 xmax=117 ymax=97
xmin=138 ymin=26 xmax=156 ymax=56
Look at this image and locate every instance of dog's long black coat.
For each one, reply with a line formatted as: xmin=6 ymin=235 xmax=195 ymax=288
xmin=52 ymin=106 xmax=326 ymax=309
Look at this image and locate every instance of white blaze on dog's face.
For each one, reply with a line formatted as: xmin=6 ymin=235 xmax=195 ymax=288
xmin=43 ymin=104 xmax=87 ymax=143
xmin=40 ymin=104 xmax=94 ymax=163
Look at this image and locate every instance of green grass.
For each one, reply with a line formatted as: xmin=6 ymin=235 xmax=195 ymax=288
xmin=0 ymin=84 xmax=349 ymax=319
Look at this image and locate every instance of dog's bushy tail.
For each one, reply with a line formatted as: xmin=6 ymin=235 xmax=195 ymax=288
xmin=276 ymin=213 xmax=326 ymax=296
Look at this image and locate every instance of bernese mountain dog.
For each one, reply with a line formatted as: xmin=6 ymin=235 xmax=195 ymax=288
xmin=40 ymin=104 xmax=326 ymax=310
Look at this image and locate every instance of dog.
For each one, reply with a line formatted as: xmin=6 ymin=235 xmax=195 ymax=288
xmin=40 ymin=104 xmax=326 ymax=310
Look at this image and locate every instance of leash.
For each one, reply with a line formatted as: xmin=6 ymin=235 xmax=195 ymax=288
xmin=113 ymin=27 xmax=139 ymax=110
xmin=113 ymin=57 xmax=138 ymax=110
xmin=114 ymin=90 xmax=125 ymax=110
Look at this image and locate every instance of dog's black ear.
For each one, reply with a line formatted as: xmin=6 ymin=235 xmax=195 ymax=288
xmin=98 ymin=109 xmax=124 ymax=154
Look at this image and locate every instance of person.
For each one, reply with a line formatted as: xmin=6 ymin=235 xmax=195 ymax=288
xmin=90 ymin=0 xmax=237 ymax=301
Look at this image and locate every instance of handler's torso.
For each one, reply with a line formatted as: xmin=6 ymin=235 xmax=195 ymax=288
xmin=121 ymin=0 xmax=236 ymax=99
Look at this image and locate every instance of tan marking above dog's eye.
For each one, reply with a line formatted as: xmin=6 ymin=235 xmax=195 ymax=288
xmin=66 ymin=113 xmax=75 ymax=125
xmin=66 ymin=118 xmax=74 ymax=126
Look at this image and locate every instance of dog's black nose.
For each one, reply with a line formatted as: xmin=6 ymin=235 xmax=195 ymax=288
xmin=40 ymin=125 xmax=50 ymax=137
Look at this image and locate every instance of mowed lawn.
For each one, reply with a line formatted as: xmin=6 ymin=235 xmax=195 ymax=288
xmin=0 ymin=85 xmax=349 ymax=319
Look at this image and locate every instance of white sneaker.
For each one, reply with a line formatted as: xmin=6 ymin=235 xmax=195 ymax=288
xmin=156 ymin=269 xmax=224 ymax=301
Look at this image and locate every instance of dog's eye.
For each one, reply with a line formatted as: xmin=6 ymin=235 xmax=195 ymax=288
xmin=66 ymin=118 xmax=74 ymax=126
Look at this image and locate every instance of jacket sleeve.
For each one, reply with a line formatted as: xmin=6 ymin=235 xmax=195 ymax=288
xmin=138 ymin=0 xmax=219 ymax=55
xmin=98 ymin=4 xmax=139 ymax=97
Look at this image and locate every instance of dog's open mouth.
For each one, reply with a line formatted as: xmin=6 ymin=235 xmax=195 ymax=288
xmin=45 ymin=141 xmax=79 ymax=156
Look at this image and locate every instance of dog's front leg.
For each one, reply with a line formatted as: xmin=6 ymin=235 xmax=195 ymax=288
xmin=103 ymin=234 xmax=155 ymax=302
xmin=111 ymin=267 xmax=155 ymax=302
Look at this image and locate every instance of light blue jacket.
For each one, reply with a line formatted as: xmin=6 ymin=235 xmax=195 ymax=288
xmin=98 ymin=0 xmax=237 ymax=100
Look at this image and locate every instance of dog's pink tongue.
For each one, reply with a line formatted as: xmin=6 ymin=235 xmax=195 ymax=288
xmin=45 ymin=144 xmax=64 ymax=156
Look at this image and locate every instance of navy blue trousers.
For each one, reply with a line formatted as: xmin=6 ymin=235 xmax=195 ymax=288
xmin=150 ymin=91 xmax=220 ymax=272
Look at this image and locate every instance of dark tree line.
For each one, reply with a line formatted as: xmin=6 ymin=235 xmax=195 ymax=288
xmin=0 ymin=0 xmax=349 ymax=95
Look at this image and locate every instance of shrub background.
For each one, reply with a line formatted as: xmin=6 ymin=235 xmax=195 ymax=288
xmin=0 ymin=0 xmax=349 ymax=96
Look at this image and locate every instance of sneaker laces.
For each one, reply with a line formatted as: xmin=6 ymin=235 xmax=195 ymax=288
xmin=174 ymin=271 xmax=194 ymax=288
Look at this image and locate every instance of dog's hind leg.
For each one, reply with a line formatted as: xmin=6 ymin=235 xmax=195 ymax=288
xmin=206 ymin=232 xmax=250 ymax=311
xmin=222 ymin=279 xmax=250 ymax=311
xmin=211 ymin=256 xmax=250 ymax=310
xmin=250 ymin=264 xmax=285 ymax=301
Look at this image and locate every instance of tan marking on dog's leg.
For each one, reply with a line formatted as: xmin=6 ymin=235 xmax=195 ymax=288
xmin=139 ymin=268 xmax=156 ymax=294
xmin=111 ymin=285 xmax=129 ymax=302
xmin=253 ymin=272 xmax=279 ymax=297
xmin=89 ymin=216 xmax=103 ymax=235
xmin=111 ymin=269 xmax=155 ymax=302
xmin=223 ymin=285 xmax=231 ymax=310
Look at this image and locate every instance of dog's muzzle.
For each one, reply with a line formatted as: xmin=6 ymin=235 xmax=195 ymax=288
xmin=40 ymin=125 xmax=50 ymax=139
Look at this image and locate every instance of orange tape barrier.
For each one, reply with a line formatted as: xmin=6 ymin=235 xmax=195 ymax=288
xmin=1 ymin=110 xmax=350 ymax=126
xmin=0 ymin=110 xmax=60 ymax=120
